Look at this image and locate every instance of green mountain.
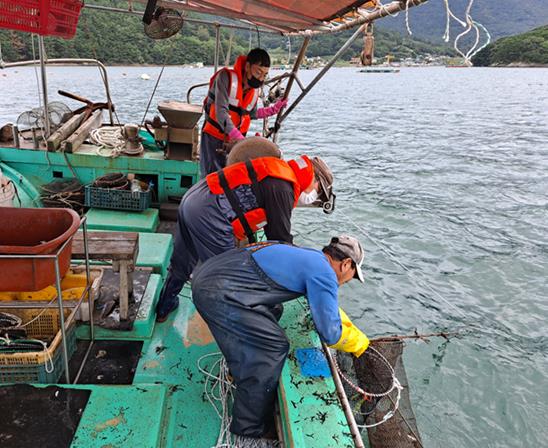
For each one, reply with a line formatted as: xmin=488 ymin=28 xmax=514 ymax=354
xmin=471 ymin=25 xmax=548 ymax=66
xmin=0 ymin=4 xmax=452 ymax=65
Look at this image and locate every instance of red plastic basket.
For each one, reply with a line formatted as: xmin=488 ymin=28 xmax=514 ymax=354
xmin=0 ymin=0 xmax=83 ymax=39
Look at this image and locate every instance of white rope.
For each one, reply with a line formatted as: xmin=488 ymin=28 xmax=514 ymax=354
xmin=469 ymin=21 xmax=491 ymax=58
xmin=405 ymin=0 xmax=413 ymax=35
xmin=90 ymin=127 xmax=125 ymax=157
xmin=197 ymin=352 xmax=237 ymax=448
xmin=451 ymin=0 xmax=491 ymax=65
xmin=37 ymin=338 xmax=55 ymax=373
xmin=357 ymin=378 xmax=403 ymax=429
xmin=16 ymin=296 xmax=59 ymax=329
xmin=90 ymin=127 xmax=143 ymax=158
xmin=376 ymin=1 xmax=400 ymax=18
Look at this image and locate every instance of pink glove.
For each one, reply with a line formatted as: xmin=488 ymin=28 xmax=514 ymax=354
xmin=256 ymin=98 xmax=288 ymax=119
xmin=228 ymin=127 xmax=245 ymax=141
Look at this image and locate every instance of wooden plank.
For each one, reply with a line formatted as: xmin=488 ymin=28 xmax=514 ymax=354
xmin=46 ymin=112 xmax=86 ymax=151
xmin=72 ymin=231 xmax=139 ymax=261
xmin=118 ymin=260 xmax=129 ymax=320
xmin=62 ymin=110 xmax=102 ymax=153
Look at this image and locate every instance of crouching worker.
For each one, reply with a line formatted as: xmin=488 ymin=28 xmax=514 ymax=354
xmin=191 ymin=236 xmax=370 ymax=445
xmin=155 ymin=137 xmax=334 ymax=322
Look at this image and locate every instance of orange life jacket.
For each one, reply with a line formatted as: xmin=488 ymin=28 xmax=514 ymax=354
xmin=203 ymin=55 xmax=260 ymax=140
xmin=206 ymin=157 xmax=301 ymax=242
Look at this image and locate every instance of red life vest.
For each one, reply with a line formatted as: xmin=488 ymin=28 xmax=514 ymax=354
xmin=206 ymin=157 xmax=303 ymax=241
xmin=203 ymin=55 xmax=260 ymax=140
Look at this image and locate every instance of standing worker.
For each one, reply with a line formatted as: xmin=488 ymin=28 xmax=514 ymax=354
xmin=155 ymin=137 xmax=335 ymax=322
xmin=191 ymin=236 xmax=370 ymax=445
xmin=201 ymin=48 xmax=288 ymax=176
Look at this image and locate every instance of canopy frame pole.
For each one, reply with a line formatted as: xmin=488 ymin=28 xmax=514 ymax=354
xmin=214 ymin=24 xmax=221 ymax=73
xmin=272 ymin=35 xmax=310 ymax=143
xmin=38 ymin=35 xmax=51 ymax=138
xmin=273 ymin=24 xmax=364 ymax=139
xmin=84 ymin=3 xmax=278 ymax=33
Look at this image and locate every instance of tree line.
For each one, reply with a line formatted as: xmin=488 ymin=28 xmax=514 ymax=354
xmin=472 ymin=25 xmax=548 ymax=66
xmin=0 ymin=5 xmax=454 ymax=65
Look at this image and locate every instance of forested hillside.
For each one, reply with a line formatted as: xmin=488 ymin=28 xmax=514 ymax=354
xmin=0 ymin=3 xmax=453 ymax=65
xmin=471 ymin=25 xmax=548 ymax=66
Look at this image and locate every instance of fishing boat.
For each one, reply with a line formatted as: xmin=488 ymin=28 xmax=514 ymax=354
xmin=0 ymin=1 xmax=429 ymax=447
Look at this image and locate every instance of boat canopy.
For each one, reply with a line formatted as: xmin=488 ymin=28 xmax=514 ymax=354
xmin=133 ymin=0 xmax=382 ymax=35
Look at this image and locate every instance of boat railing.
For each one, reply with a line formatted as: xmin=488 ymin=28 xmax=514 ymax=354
xmin=1 ymin=58 xmax=114 ymax=125
xmin=186 ymin=81 xmax=209 ymax=105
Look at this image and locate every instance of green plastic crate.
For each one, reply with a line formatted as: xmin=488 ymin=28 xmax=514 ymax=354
xmin=85 ymin=185 xmax=151 ymax=211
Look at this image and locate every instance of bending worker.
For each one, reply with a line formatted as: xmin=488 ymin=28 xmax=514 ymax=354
xmin=155 ymin=137 xmax=334 ymax=322
xmin=201 ymin=48 xmax=287 ymax=175
xmin=191 ymin=236 xmax=370 ymax=444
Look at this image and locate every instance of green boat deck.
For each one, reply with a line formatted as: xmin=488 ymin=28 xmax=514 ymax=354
xmin=68 ymin=288 xmax=354 ymax=447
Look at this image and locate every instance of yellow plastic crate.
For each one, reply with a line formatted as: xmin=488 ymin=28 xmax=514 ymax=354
xmin=0 ymin=307 xmax=77 ymax=383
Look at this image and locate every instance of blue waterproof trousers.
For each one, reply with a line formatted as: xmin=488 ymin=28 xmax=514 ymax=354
xmin=155 ymin=179 xmax=235 ymax=317
xmin=192 ymin=247 xmax=300 ymax=437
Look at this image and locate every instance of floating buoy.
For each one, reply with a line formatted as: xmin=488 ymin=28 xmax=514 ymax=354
xmin=140 ymin=73 xmax=151 ymax=80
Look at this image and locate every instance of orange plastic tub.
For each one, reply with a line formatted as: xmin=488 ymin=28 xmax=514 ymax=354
xmin=0 ymin=207 xmax=80 ymax=291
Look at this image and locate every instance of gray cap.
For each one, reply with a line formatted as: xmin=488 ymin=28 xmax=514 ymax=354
xmin=330 ymin=235 xmax=365 ymax=282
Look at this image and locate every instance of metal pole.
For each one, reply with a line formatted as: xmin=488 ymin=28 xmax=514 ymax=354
xmin=84 ymin=4 xmax=277 ymax=33
xmin=323 ymin=344 xmax=366 ymax=448
xmin=214 ymin=24 xmax=221 ymax=73
xmin=72 ymin=218 xmax=95 ymax=384
xmin=4 ymin=58 xmax=114 ymax=125
xmin=55 ymin=259 xmax=71 ymax=384
xmin=278 ymin=25 xmax=365 ymax=127
xmin=83 ymin=219 xmax=94 ymax=342
xmin=272 ymin=36 xmax=310 ymax=142
xmin=37 ymin=35 xmax=50 ymax=138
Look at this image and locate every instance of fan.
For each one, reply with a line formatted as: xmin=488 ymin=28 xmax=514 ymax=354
xmin=143 ymin=0 xmax=183 ymax=40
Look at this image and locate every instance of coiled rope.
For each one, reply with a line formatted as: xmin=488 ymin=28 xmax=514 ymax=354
xmin=197 ymin=352 xmax=236 ymax=448
xmin=90 ymin=128 xmax=143 ymax=158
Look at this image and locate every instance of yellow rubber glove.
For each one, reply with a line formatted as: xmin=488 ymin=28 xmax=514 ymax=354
xmin=328 ymin=308 xmax=369 ymax=357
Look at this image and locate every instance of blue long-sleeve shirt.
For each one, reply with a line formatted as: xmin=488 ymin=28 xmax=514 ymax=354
xmin=251 ymin=244 xmax=342 ymax=345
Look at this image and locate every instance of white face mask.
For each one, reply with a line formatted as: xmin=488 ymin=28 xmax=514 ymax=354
xmin=297 ymin=189 xmax=318 ymax=206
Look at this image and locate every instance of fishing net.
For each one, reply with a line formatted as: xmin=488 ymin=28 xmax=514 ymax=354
xmin=16 ymin=102 xmax=72 ymax=133
xmin=337 ymin=341 xmax=423 ymax=448
xmin=40 ymin=179 xmax=85 ymax=214
xmin=0 ymin=312 xmax=22 ymax=330
xmin=0 ymin=338 xmax=46 ymax=354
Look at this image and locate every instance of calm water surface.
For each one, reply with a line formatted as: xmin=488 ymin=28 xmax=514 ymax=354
xmin=1 ymin=65 xmax=547 ymax=447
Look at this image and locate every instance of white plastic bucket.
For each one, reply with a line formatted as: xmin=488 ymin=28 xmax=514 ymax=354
xmin=0 ymin=179 xmax=15 ymax=207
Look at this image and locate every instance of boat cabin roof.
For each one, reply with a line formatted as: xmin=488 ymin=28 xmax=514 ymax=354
xmin=132 ymin=0 xmax=379 ymax=35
